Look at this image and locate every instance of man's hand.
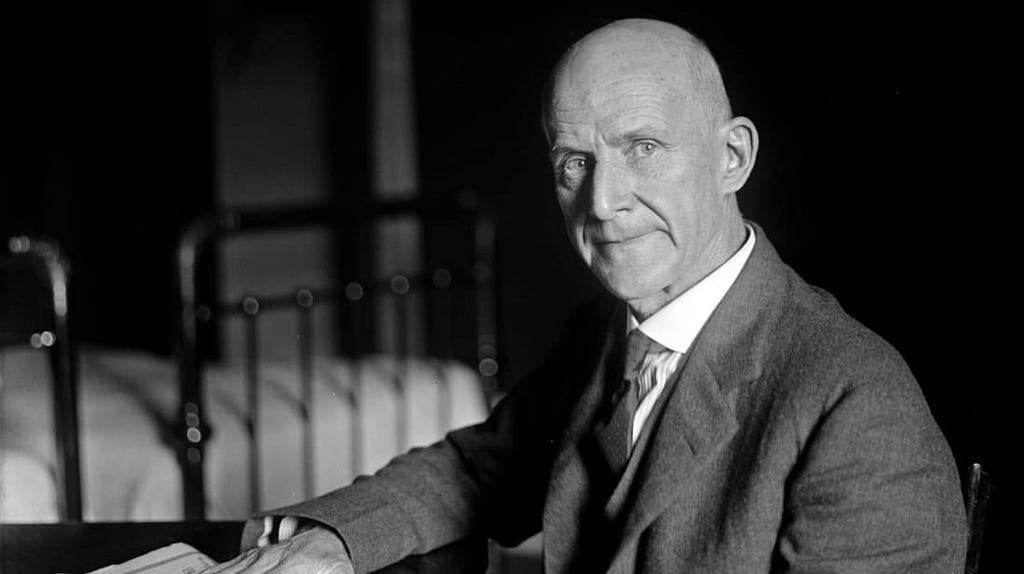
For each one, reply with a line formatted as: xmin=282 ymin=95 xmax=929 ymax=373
xmin=201 ymin=525 xmax=354 ymax=574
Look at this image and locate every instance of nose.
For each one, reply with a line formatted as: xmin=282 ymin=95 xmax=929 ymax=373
xmin=589 ymin=160 xmax=632 ymax=221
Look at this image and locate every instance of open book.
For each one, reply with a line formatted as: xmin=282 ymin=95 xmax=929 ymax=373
xmin=82 ymin=542 xmax=216 ymax=574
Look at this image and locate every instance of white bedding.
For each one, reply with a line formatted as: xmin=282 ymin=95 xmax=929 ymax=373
xmin=0 ymin=346 xmax=488 ymax=521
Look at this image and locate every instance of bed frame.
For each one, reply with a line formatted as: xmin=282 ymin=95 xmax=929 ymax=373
xmin=172 ymin=194 xmax=498 ymax=519
xmin=0 ymin=236 xmax=82 ymax=520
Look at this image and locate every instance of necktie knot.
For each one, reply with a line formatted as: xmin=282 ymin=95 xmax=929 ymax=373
xmin=593 ymin=327 xmax=673 ymax=477
xmin=623 ymin=328 xmax=666 ymax=382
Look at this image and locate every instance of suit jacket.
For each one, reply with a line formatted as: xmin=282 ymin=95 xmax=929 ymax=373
xmin=245 ymin=225 xmax=966 ymax=573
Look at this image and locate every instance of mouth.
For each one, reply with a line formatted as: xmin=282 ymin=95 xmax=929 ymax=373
xmin=591 ymin=229 xmax=657 ymax=246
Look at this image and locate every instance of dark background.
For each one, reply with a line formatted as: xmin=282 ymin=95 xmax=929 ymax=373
xmin=1 ymin=1 xmax=1012 ymax=569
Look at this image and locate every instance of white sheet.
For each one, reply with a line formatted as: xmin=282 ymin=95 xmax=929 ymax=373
xmin=0 ymin=346 xmax=488 ymax=521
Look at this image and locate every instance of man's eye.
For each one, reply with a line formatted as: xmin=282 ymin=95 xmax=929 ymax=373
xmin=563 ymin=157 xmax=588 ymax=172
xmin=557 ymin=156 xmax=589 ymax=190
xmin=632 ymin=141 xmax=659 ymax=157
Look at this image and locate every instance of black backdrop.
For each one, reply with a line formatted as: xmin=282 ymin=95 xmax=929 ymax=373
xmin=1 ymin=2 xmax=1013 ymax=570
xmin=1 ymin=5 xmax=215 ymax=353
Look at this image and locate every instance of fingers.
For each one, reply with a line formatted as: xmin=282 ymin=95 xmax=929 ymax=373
xmin=254 ymin=514 xmax=299 ymax=547
xmin=278 ymin=515 xmax=299 ymax=542
xmin=199 ymin=523 xmax=352 ymax=574
xmin=256 ymin=515 xmax=275 ymax=548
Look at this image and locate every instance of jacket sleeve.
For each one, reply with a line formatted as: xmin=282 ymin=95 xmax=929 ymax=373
xmin=774 ymin=343 xmax=967 ymax=573
xmin=241 ymin=297 xmax=615 ymax=573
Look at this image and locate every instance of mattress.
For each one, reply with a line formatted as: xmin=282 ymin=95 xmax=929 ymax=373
xmin=0 ymin=346 xmax=488 ymax=521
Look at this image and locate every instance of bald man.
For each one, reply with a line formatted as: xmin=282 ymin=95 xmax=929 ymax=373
xmin=207 ymin=19 xmax=966 ymax=574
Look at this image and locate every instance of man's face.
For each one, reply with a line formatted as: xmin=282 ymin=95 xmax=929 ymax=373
xmin=546 ymin=50 xmax=732 ymax=309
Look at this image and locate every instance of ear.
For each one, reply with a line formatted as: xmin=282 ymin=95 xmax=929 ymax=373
xmin=720 ymin=116 xmax=759 ymax=195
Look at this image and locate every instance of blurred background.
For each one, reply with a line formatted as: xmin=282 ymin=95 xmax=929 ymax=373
xmin=1 ymin=0 xmax=1013 ymax=570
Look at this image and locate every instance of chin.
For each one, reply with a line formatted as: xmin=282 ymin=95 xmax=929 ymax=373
xmin=598 ymin=272 xmax=660 ymax=303
xmin=595 ymin=258 xmax=682 ymax=304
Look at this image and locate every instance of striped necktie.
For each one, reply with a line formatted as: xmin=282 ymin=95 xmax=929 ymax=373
xmin=594 ymin=328 xmax=668 ymax=476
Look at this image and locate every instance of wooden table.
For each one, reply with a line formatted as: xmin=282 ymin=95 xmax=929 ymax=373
xmin=0 ymin=522 xmax=486 ymax=573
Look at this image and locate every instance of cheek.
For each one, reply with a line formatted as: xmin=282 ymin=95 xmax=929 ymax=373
xmin=556 ymin=184 xmax=583 ymax=217
xmin=635 ymin=153 xmax=691 ymax=198
xmin=634 ymin=159 xmax=671 ymax=181
xmin=644 ymin=160 xmax=715 ymax=237
xmin=556 ymin=195 xmax=589 ymax=253
xmin=642 ymin=177 xmax=693 ymax=231
xmin=557 ymin=190 xmax=590 ymax=232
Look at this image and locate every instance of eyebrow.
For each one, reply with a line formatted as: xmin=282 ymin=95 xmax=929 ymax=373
xmin=548 ymin=143 xmax=581 ymax=157
xmin=612 ymin=123 xmax=670 ymax=144
xmin=546 ymin=120 xmax=672 ymax=158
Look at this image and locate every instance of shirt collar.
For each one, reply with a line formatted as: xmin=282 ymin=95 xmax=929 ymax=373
xmin=628 ymin=224 xmax=756 ymax=354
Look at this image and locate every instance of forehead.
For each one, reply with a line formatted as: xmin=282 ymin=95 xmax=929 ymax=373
xmin=547 ymin=72 xmax=691 ymax=144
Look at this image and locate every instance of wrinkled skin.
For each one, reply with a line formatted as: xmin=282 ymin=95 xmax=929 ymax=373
xmin=545 ymin=19 xmax=757 ymax=321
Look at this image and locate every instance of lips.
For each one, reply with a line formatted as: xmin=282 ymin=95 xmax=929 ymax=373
xmin=590 ymin=229 xmax=657 ymax=245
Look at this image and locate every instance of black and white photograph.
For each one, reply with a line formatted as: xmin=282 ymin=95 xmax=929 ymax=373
xmin=1 ymin=2 xmax=1012 ymax=573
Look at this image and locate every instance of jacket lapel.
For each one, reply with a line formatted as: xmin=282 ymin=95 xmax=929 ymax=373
xmin=607 ymin=354 xmax=738 ymax=572
xmin=544 ymin=223 xmax=787 ymax=572
xmin=604 ymin=222 xmax=784 ymax=571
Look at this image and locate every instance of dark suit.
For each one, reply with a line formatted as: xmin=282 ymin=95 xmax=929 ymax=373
xmin=245 ymin=224 xmax=966 ymax=573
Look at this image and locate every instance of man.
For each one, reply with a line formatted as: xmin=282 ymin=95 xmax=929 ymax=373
xmin=207 ymin=18 xmax=966 ymax=573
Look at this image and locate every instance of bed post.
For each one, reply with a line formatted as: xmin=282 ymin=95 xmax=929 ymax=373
xmin=3 ymin=237 xmax=83 ymax=521
xmin=46 ymin=242 xmax=82 ymax=522
xmin=176 ymin=216 xmax=223 ymax=520
xmin=472 ymin=198 xmax=499 ymax=405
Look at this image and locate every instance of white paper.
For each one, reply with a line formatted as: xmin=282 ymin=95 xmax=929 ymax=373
xmin=82 ymin=542 xmax=217 ymax=574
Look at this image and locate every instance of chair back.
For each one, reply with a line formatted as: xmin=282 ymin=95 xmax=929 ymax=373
xmin=963 ymin=462 xmax=990 ymax=574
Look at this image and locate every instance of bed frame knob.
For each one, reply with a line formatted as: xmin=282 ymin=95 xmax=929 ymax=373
xmin=390 ymin=275 xmax=410 ymax=295
xmin=345 ymin=281 xmax=364 ymax=301
xmin=242 ymin=296 xmax=260 ymax=315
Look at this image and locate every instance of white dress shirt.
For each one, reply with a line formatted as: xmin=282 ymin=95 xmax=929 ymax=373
xmin=627 ymin=224 xmax=756 ymax=444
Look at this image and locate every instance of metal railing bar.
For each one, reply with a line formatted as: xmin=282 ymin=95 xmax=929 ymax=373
xmin=434 ymin=361 xmax=452 ymax=436
xmin=473 ymin=207 xmax=499 ymax=407
xmin=348 ymin=291 xmax=365 ymax=479
xmin=296 ymin=289 xmax=315 ymax=500
xmin=242 ymin=296 xmax=262 ymax=513
xmin=175 ymin=215 xmax=225 ymax=519
xmin=5 ymin=237 xmax=83 ymax=521
xmin=208 ymin=288 xmax=339 ymax=316
xmin=350 ymin=366 xmax=363 ymax=481
xmin=198 ymin=272 xmax=475 ymax=329
xmin=392 ymin=276 xmax=410 ymax=452
xmin=430 ymin=269 xmax=455 ymax=432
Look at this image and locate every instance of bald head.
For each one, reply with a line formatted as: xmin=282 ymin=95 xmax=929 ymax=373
xmin=542 ymin=18 xmax=758 ymax=319
xmin=544 ymin=19 xmax=731 ymax=139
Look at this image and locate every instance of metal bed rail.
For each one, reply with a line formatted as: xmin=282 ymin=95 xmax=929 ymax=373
xmin=1 ymin=236 xmax=82 ymax=520
xmin=174 ymin=195 xmax=497 ymax=519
